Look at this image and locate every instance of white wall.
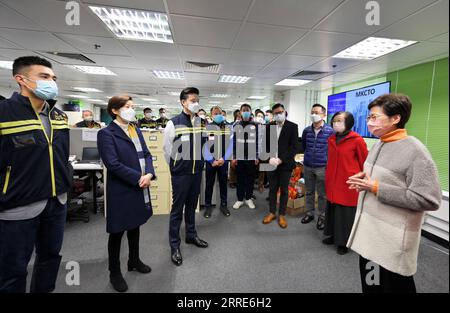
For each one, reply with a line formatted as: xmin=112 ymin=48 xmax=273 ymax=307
xmin=279 ymin=89 xmax=322 ymax=132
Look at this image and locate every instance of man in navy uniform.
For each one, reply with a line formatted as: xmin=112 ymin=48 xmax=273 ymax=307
xmin=0 ymin=56 xmax=71 ymax=293
xmin=202 ymin=106 xmax=233 ymax=218
xmin=163 ymin=87 xmax=208 ymax=266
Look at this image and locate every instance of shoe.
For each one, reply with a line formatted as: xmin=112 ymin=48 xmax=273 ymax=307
xmin=301 ymin=215 xmax=314 ymax=224
xmin=262 ymin=213 xmax=276 ymax=224
xmin=278 ymin=215 xmax=288 ymax=229
xmin=204 ymin=206 xmax=212 ymax=218
xmin=245 ymin=199 xmax=256 ymax=209
xmin=251 ymin=195 xmax=256 ymax=200
xmin=233 ymin=201 xmax=243 ymax=210
xmin=337 ymin=246 xmax=349 ymax=255
xmin=171 ymin=248 xmax=183 ymax=266
xmin=110 ymin=273 xmax=128 ymax=292
xmin=322 ymin=237 xmax=334 ymax=245
xmin=186 ymin=236 xmax=208 ymax=248
xmin=316 ymin=215 xmax=325 ymax=230
xmin=128 ymin=259 xmax=152 ymax=273
xmin=220 ymin=204 xmax=230 ymax=217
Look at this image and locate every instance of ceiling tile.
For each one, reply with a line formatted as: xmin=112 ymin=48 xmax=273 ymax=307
xmin=0 ymin=48 xmax=39 ymax=60
xmin=305 ymin=57 xmax=363 ymax=72
xmin=125 ymin=41 xmax=179 ymax=58
xmin=167 ymin=0 xmax=252 ymax=20
xmin=233 ymin=23 xmax=307 ymax=53
xmin=0 ymin=29 xmax=78 ymax=52
xmin=316 ymin=0 xmax=437 ymax=35
xmin=0 ymin=37 xmax=21 ymax=49
xmin=288 ymin=31 xmax=365 ymax=57
xmin=228 ymin=50 xmax=278 ymax=66
xmin=179 ymin=45 xmax=230 ymax=64
xmin=370 ymin=41 xmax=449 ymax=64
xmin=220 ymin=65 xmax=263 ymax=76
xmin=427 ymin=32 xmax=449 ymax=43
xmin=0 ymin=2 xmax=44 ymax=30
xmin=136 ymin=57 xmax=182 ymax=71
xmin=1 ymin=0 xmax=111 ymax=37
xmin=269 ymin=55 xmax=324 ymax=69
xmin=374 ymin=0 xmax=449 ymax=41
xmin=255 ymin=67 xmax=299 ymax=79
xmin=54 ymin=34 xmax=130 ymax=55
xmin=248 ymin=0 xmax=342 ymax=29
xmin=342 ymin=59 xmax=408 ymax=75
xmin=184 ymin=72 xmax=219 ymax=81
xmin=171 ymin=16 xmax=241 ymax=48
xmin=83 ymin=54 xmax=142 ymax=68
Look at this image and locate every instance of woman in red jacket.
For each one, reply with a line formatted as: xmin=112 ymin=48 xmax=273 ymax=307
xmin=323 ymin=111 xmax=368 ymax=254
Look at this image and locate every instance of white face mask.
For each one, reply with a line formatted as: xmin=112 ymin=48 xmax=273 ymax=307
xmin=333 ymin=121 xmax=346 ymax=133
xmin=310 ymin=114 xmax=322 ymax=123
xmin=84 ymin=116 xmax=93 ymax=122
xmin=274 ymin=112 xmax=286 ymax=124
xmin=160 ymin=113 xmax=166 ymax=118
xmin=255 ymin=116 xmax=264 ymax=124
xmin=144 ymin=113 xmax=152 ymax=119
xmin=119 ymin=107 xmax=136 ymax=122
xmin=187 ymin=102 xmax=200 ymax=114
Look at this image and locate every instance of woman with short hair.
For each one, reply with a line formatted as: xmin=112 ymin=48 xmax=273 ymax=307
xmin=346 ymin=94 xmax=441 ymax=293
xmin=97 ymin=95 xmax=156 ymax=292
xmin=323 ymin=111 xmax=368 ymax=255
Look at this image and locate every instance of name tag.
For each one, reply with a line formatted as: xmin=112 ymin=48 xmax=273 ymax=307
xmin=181 ymin=135 xmax=190 ymax=142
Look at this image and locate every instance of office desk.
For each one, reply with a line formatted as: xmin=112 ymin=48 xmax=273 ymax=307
xmin=72 ymin=162 xmax=103 ymax=214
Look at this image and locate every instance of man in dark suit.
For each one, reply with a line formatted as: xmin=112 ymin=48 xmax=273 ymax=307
xmin=261 ymin=103 xmax=300 ymax=229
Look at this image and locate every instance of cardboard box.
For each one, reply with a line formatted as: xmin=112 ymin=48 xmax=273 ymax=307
xmin=286 ymin=197 xmax=306 ymax=216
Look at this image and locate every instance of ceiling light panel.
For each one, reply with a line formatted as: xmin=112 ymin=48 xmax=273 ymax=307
xmin=275 ymin=79 xmax=312 ymax=86
xmin=218 ymin=75 xmax=251 ymax=84
xmin=69 ymin=65 xmax=117 ymax=75
xmin=152 ymin=70 xmax=184 ymax=79
xmin=89 ymin=6 xmax=173 ymax=43
xmin=332 ymin=37 xmax=417 ymax=60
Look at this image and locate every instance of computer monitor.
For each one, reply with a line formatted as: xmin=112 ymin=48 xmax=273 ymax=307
xmin=82 ymin=147 xmax=100 ymax=161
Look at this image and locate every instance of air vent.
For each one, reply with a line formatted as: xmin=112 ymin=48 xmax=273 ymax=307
xmin=45 ymin=52 xmax=95 ymax=63
xmin=289 ymin=70 xmax=332 ymax=80
xmin=185 ymin=61 xmax=222 ymax=74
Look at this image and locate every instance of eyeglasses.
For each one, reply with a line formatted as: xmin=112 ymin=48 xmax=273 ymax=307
xmin=366 ymin=114 xmax=386 ymax=122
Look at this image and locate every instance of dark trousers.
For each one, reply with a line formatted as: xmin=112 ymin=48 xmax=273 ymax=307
xmin=169 ymin=173 xmax=202 ymax=250
xmin=108 ymin=227 xmax=140 ymax=275
xmin=236 ymin=161 xmax=256 ymax=201
xmin=359 ymin=256 xmax=416 ymax=293
xmin=268 ymin=169 xmax=291 ymax=216
xmin=205 ymin=162 xmax=228 ymax=207
xmin=0 ymin=197 xmax=67 ymax=293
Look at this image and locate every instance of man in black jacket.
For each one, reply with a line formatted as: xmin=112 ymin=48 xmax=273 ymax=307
xmin=261 ymin=103 xmax=300 ymax=229
xmin=0 ymin=56 xmax=70 ymax=293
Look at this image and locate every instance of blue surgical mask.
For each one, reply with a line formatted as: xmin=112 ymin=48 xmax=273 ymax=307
xmin=213 ymin=114 xmax=225 ymax=124
xmin=265 ymin=116 xmax=270 ymax=123
xmin=24 ymin=77 xmax=58 ymax=100
xmin=242 ymin=111 xmax=251 ymax=121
